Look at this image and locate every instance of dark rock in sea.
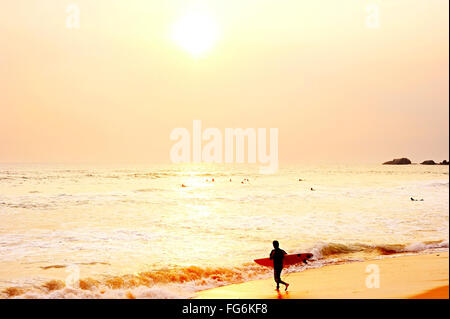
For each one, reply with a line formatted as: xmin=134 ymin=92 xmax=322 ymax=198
xmin=439 ymin=160 xmax=449 ymax=165
xmin=383 ymin=158 xmax=412 ymax=165
xmin=421 ymin=160 xmax=436 ymax=165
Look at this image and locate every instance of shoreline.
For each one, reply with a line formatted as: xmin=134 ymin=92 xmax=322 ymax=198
xmin=194 ymin=252 xmax=449 ymax=299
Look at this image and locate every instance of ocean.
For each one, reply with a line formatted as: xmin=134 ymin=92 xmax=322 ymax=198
xmin=0 ymin=163 xmax=448 ymax=298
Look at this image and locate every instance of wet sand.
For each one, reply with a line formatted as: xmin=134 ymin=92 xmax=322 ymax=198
xmin=195 ymin=252 xmax=449 ymax=299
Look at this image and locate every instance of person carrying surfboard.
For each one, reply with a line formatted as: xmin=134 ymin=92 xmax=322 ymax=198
xmin=270 ymin=240 xmax=289 ymax=291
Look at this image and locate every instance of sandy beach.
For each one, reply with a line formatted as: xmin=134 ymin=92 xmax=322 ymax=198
xmin=195 ymin=253 xmax=449 ymax=299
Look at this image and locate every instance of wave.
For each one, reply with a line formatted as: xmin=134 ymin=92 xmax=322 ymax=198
xmin=2 ymin=263 xmax=269 ymax=299
xmin=40 ymin=262 xmax=110 ymax=270
xmin=2 ymin=240 xmax=447 ymax=299
xmin=134 ymin=188 xmax=163 ymax=193
xmin=309 ymin=240 xmax=449 ymax=259
xmin=0 ymin=170 xmax=250 ymax=182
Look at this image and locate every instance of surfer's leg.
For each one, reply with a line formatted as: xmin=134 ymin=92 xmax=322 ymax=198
xmin=274 ymin=268 xmax=281 ymax=289
xmin=278 ymin=269 xmax=289 ymax=289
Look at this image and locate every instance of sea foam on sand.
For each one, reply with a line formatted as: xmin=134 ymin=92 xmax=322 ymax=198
xmin=194 ymin=253 xmax=449 ymax=299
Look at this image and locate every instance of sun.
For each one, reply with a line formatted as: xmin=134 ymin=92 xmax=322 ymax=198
xmin=172 ymin=11 xmax=218 ymax=57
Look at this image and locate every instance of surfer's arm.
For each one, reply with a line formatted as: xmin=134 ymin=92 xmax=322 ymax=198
xmin=269 ymin=250 xmax=275 ymax=259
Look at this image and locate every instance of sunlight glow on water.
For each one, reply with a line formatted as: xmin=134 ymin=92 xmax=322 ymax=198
xmin=0 ymin=164 xmax=448 ymax=297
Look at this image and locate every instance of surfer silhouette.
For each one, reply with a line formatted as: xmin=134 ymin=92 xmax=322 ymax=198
xmin=270 ymin=240 xmax=289 ymax=291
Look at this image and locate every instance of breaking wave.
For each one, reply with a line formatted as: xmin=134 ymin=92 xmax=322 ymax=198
xmin=310 ymin=240 xmax=448 ymax=258
xmin=2 ymin=240 xmax=447 ymax=299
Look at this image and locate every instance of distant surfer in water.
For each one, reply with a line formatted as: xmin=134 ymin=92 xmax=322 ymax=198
xmin=270 ymin=240 xmax=289 ymax=291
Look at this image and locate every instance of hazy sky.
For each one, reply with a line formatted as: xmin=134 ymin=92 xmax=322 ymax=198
xmin=0 ymin=0 xmax=448 ymax=164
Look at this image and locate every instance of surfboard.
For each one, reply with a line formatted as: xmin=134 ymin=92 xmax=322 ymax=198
xmin=254 ymin=253 xmax=313 ymax=267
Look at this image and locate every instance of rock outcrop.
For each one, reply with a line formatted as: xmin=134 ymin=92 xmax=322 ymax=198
xmin=383 ymin=158 xmax=412 ymax=165
xmin=384 ymin=158 xmax=448 ymax=165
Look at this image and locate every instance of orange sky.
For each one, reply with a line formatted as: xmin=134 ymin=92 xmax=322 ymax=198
xmin=0 ymin=0 xmax=448 ymax=164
